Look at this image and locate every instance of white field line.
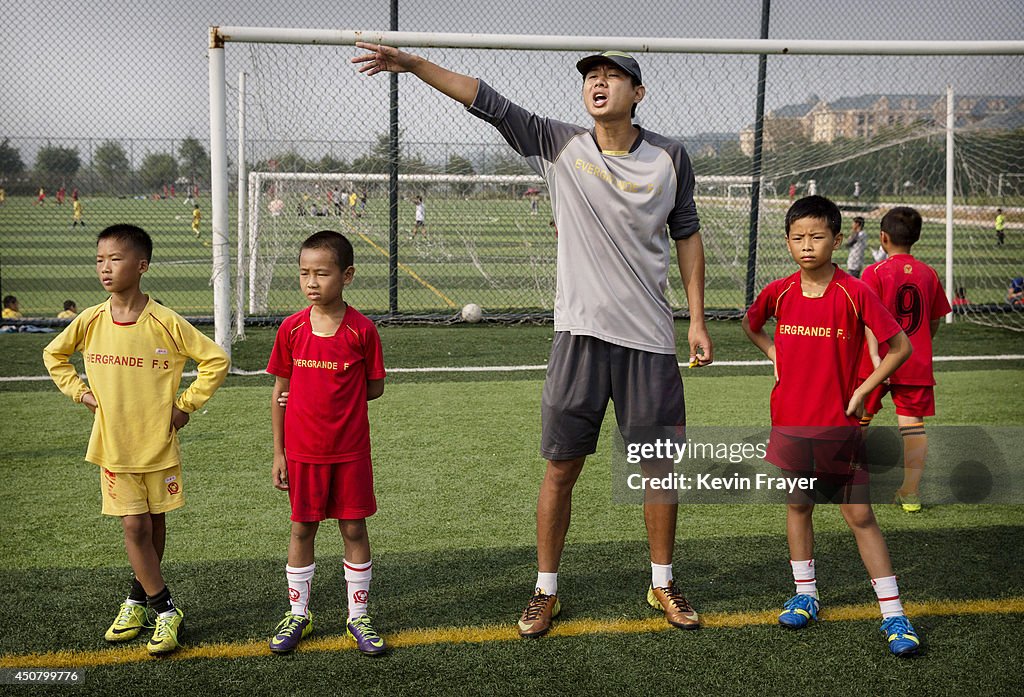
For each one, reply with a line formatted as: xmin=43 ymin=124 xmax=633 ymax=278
xmin=3 ymin=354 xmax=1022 ymax=383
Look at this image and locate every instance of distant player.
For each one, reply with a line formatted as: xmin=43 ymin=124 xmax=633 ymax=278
xmin=43 ymin=224 xmax=229 ymax=655
xmin=348 ymin=190 xmax=358 ymax=217
xmin=56 ymin=185 xmax=66 ymax=205
xmin=266 ymin=231 xmax=387 ymax=656
xmin=35 ymin=186 xmax=46 ymax=206
xmin=743 ymin=195 xmax=921 ymax=657
xmin=57 ymin=299 xmax=78 ymax=319
xmin=995 ymin=208 xmax=1006 ymax=246
xmin=191 ymin=204 xmax=208 ymax=246
xmin=411 ymin=195 xmax=426 ymax=239
xmin=858 ymin=207 xmax=952 ymax=513
xmin=71 ymin=197 xmax=85 ymax=228
xmin=844 ymin=216 xmax=866 ymax=278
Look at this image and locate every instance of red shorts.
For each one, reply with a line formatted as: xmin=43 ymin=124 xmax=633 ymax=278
xmin=863 ymin=383 xmax=935 ymax=417
xmin=287 ymin=457 xmax=377 ymax=522
xmin=765 ymin=428 xmax=868 ymax=485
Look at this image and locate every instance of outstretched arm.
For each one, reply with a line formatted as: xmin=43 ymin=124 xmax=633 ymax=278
xmin=352 ymin=42 xmax=479 ymax=107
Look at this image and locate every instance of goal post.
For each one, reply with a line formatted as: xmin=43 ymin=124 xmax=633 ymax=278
xmin=209 ymin=28 xmax=1024 ymax=355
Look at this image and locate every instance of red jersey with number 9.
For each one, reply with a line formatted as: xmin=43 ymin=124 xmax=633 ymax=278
xmin=859 ymin=254 xmax=951 ymax=385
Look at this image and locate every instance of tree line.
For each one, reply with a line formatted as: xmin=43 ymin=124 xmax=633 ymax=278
xmin=0 ymin=137 xmax=211 ymax=195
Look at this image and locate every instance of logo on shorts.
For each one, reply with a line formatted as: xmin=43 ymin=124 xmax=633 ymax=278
xmin=288 ymin=588 xmax=300 ymax=602
xmin=104 ymin=469 xmax=117 ymax=499
xmin=353 ymin=590 xmax=369 ymax=604
xmin=155 ymin=348 xmax=169 ymax=355
xmin=167 ymin=482 xmax=180 ymax=495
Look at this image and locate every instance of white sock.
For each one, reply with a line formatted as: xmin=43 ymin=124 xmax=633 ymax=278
xmin=536 ymin=572 xmax=558 ymax=596
xmin=344 ymin=559 xmax=372 ymax=620
xmin=286 ymin=563 xmax=315 ymax=617
xmin=791 ymin=559 xmax=818 ymax=599
xmin=871 ymin=575 xmax=905 ymax=619
xmin=651 ymin=562 xmax=673 ymax=589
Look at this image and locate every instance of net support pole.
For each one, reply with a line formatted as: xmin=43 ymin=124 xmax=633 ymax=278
xmin=744 ymin=0 xmax=771 ymax=308
xmin=208 ymin=28 xmax=232 ymax=357
xmin=388 ymin=0 xmax=400 ymax=315
xmin=235 ymin=71 xmax=247 ymax=339
xmin=945 ymin=85 xmax=955 ymax=324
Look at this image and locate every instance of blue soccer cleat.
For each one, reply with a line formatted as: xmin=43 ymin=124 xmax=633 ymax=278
xmin=881 ymin=615 xmax=921 ymax=657
xmin=778 ymin=594 xmax=819 ymax=629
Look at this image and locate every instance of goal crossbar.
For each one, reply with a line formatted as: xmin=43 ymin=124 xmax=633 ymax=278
xmin=212 ymin=27 xmax=1024 ymax=56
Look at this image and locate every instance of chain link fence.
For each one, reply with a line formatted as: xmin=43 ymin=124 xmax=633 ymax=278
xmin=2 ymin=1 xmax=1022 ymax=330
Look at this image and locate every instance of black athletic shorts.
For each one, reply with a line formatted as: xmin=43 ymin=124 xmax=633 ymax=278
xmin=540 ymin=332 xmax=686 ymax=461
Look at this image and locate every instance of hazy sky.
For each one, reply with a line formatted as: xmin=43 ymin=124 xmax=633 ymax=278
xmin=2 ymin=0 xmax=1022 ymax=164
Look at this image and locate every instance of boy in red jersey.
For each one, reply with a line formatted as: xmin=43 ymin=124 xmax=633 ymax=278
xmin=858 ymin=207 xmax=951 ymax=512
xmin=743 ymin=196 xmax=922 ymax=657
xmin=266 ymin=230 xmax=387 ymax=656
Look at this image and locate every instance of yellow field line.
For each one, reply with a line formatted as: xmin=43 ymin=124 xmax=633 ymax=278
xmin=2 ymin=597 xmax=1022 ymax=668
xmin=345 ymin=221 xmax=458 ymax=309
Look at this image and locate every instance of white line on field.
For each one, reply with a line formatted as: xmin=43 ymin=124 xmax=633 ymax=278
xmin=3 ymin=354 xmax=1021 ymax=383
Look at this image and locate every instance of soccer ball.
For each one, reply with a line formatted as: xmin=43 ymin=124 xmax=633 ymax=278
xmin=461 ymin=303 xmax=483 ymax=323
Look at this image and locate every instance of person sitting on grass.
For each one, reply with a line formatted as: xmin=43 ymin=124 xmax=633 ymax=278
xmin=57 ymin=299 xmax=78 ymax=319
xmin=3 ymin=295 xmax=23 ymax=319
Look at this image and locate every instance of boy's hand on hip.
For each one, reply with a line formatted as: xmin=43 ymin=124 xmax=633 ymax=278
xmin=272 ymin=454 xmax=289 ymax=490
xmin=170 ymin=406 xmax=190 ymax=432
xmin=81 ymin=391 xmax=98 ymax=414
xmin=845 ymin=389 xmax=866 ymax=418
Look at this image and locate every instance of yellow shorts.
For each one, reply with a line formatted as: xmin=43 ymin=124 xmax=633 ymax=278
xmin=100 ymin=464 xmax=185 ymax=516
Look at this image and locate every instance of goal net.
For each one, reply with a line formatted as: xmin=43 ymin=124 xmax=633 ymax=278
xmin=209 ymin=30 xmax=1024 ymax=348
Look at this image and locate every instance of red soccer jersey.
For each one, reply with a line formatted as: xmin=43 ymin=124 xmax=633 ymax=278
xmin=858 ymin=254 xmax=951 ymax=385
xmin=267 ymin=305 xmax=385 ymax=463
xmin=746 ymin=266 xmax=902 ymax=434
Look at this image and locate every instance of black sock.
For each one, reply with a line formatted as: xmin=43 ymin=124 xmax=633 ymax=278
xmin=147 ymin=586 xmax=175 ymax=615
xmin=128 ymin=577 xmax=147 ymax=603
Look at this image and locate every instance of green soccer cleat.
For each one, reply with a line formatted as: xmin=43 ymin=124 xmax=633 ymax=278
xmin=269 ymin=611 xmax=314 ymax=654
xmin=104 ymin=602 xmax=153 ymax=642
xmin=346 ymin=614 xmax=387 ymax=656
xmin=893 ymin=491 xmax=922 ymax=513
xmin=147 ymin=608 xmax=184 ymax=656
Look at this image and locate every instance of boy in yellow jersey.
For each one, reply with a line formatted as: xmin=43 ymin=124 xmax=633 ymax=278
xmin=71 ymin=197 xmax=85 ymax=228
xmin=43 ymin=224 xmax=229 ymax=655
xmin=191 ymin=204 xmax=208 ymax=246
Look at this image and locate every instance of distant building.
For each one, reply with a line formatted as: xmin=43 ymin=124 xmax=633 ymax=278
xmin=740 ymin=94 xmax=1023 ymax=155
xmin=676 ymin=132 xmax=740 ymax=158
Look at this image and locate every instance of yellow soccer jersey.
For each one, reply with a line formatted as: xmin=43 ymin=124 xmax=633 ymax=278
xmin=73 ymin=200 xmax=82 ymax=218
xmin=3 ymin=308 xmax=22 ymax=319
xmin=43 ymin=298 xmax=230 ymax=472
xmin=57 ymin=309 xmax=77 ymax=319
xmin=192 ymin=209 xmax=201 ymax=223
